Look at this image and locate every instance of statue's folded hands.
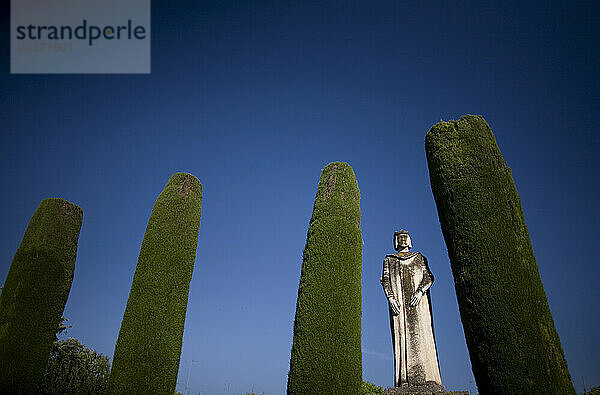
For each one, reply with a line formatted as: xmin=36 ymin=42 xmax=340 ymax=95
xmin=389 ymin=298 xmax=401 ymax=316
xmin=409 ymin=290 xmax=424 ymax=307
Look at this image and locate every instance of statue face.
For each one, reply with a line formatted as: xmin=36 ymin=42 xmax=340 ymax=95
xmin=394 ymin=233 xmax=412 ymax=250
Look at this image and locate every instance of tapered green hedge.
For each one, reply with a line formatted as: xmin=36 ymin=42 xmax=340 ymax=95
xmin=0 ymin=198 xmax=83 ymax=393
xmin=425 ymin=115 xmax=574 ymax=394
xmin=107 ymin=173 xmax=203 ymax=394
xmin=287 ymin=162 xmax=362 ymax=395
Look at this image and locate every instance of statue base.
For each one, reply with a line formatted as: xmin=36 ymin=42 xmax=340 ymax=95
xmin=385 ymin=382 xmax=468 ymax=395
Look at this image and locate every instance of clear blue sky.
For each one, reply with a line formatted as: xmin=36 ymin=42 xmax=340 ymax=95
xmin=1 ymin=2 xmax=599 ymax=394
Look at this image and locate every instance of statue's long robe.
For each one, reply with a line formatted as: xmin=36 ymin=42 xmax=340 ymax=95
xmin=380 ymin=252 xmax=442 ymax=387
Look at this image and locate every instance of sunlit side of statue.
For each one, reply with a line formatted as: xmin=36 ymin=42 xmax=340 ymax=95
xmin=380 ymin=230 xmax=442 ymax=389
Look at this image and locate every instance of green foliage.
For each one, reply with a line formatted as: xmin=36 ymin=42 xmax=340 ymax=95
xmin=56 ymin=316 xmax=72 ymax=338
xmin=287 ymin=162 xmax=363 ymax=395
xmin=41 ymin=338 xmax=110 ymax=394
xmin=107 ymin=173 xmax=203 ymax=394
xmin=54 ymin=317 xmax=73 ymax=340
xmin=581 ymin=386 xmax=600 ymax=395
xmin=0 ymin=198 xmax=83 ymax=393
xmin=40 ymin=317 xmax=109 ymax=394
xmin=361 ymin=380 xmax=385 ymax=394
xmin=425 ymin=115 xmax=574 ymax=394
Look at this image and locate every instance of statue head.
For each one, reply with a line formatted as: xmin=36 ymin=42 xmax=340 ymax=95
xmin=394 ymin=230 xmax=412 ymax=251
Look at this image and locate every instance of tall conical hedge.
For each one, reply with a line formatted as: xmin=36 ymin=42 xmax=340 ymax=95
xmin=425 ymin=115 xmax=574 ymax=394
xmin=0 ymin=198 xmax=83 ymax=393
xmin=287 ymin=162 xmax=362 ymax=395
xmin=107 ymin=173 xmax=203 ymax=394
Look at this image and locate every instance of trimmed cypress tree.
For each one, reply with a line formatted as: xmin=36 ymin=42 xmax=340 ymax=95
xmin=425 ymin=115 xmax=574 ymax=394
xmin=0 ymin=198 xmax=83 ymax=393
xmin=287 ymin=162 xmax=362 ymax=395
xmin=107 ymin=173 xmax=202 ymax=394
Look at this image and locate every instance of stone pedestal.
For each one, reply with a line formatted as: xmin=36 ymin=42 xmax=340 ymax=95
xmin=385 ymin=382 xmax=469 ymax=395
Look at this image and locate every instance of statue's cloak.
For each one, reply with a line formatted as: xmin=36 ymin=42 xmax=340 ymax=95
xmin=381 ymin=252 xmax=442 ymax=387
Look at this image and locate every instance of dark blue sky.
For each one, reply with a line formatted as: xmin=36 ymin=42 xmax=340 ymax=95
xmin=2 ymin=1 xmax=599 ymax=394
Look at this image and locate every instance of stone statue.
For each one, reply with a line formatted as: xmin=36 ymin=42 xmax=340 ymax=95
xmin=380 ymin=230 xmax=443 ymax=391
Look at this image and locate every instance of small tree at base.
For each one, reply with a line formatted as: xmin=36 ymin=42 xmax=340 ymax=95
xmin=41 ymin=337 xmax=110 ymax=394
